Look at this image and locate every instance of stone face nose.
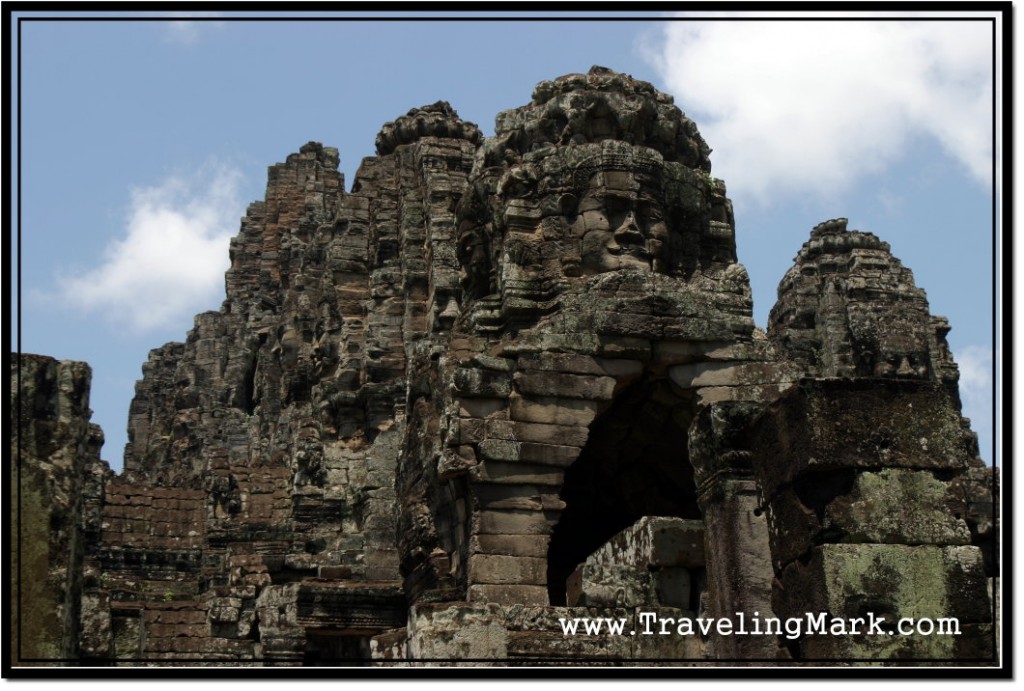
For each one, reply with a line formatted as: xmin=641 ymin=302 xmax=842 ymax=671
xmin=613 ymin=211 xmax=644 ymax=244
xmin=896 ymin=357 xmax=915 ymax=377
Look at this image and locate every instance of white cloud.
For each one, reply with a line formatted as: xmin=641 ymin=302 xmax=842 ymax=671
xmin=956 ymin=344 xmax=994 ymax=460
xmin=58 ymin=165 xmax=243 ymax=333
xmin=164 ymin=12 xmax=224 ymax=45
xmin=648 ymin=19 xmax=993 ymax=206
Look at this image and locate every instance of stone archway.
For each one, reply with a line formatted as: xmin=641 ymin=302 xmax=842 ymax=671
xmin=546 ymin=376 xmax=701 ymax=605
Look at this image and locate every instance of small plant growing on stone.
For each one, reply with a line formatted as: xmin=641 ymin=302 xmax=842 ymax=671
xmin=703 ymin=170 xmax=717 ymax=194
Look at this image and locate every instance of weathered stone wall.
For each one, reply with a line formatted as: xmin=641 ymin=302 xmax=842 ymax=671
xmin=751 ymin=218 xmax=994 ymax=662
xmin=751 ymin=380 xmax=993 ymax=660
xmin=567 ymin=517 xmax=705 ymax=614
xmin=10 ymin=66 xmax=996 ymax=667
xmin=67 ymin=103 xmax=483 ymax=663
xmin=395 ymin=68 xmax=788 ymax=623
xmin=10 ymin=355 xmax=110 ymax=663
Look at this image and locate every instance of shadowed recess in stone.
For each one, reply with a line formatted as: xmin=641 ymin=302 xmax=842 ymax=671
xmin=547 ymin=377 xmax=701 ymax=605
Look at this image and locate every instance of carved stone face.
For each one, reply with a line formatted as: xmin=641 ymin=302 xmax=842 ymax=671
xmin=572 ymin=169 xmax=670 ymax=275
xmin=872 ymin=350 xmax=930 ymax=379
xmin=856 ymin=321 xmax=933 ymax=380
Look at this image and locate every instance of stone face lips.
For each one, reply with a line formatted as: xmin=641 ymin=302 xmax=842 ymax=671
xmin=10 ymin=66 xmax=995 ymax=666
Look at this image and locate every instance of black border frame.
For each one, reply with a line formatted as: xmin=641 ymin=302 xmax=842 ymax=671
xmin=3 ymin=2 xmax=1013 ymax=679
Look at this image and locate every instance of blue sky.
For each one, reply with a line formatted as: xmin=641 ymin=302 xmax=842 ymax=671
xmin=11 ymin=11 xmax=1001 ymax=470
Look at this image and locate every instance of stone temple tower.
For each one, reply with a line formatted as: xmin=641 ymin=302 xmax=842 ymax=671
xmin=11 ymin=67 xmax=995 ymax=666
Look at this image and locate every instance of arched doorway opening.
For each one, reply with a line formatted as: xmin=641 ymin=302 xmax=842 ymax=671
xmin=546 ymin=376 xmax=702 ymax=605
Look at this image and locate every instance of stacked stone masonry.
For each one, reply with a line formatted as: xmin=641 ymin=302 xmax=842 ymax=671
xmin=11 ymin=67 xmax=996 ymax=666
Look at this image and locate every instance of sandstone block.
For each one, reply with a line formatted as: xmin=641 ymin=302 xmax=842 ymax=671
xmin=477 ymin=439 xmax=520 ymax=462
xmin=485 ymin=419 xmax=590 ymax=447
xmin=566 ymin=563 xmax=654 ymax=607
xmin=475 ymin=510 xmax=550 ymax=536
xmin=695 ymin=383 xmax=796 ymax=405
xmin=452 ymin=367 xmax=512 ymax=398
xmin=437 ymin=445 xmax=478 ymax=479
xmin=766 ymin=468 xmax=972 ymax=570
xmin=466 ymin=585 xmax=548 ymax=606
xmin=407 ymin=603 xmax=509 ymax=661
xmin=503 ymin=605 xmax=636 ymax=660
xmin=457 ymin=418 xmax=486 ymax=444
xmin=669 ymin=361 xmax=797 ymax=388
xmin=468 ymin=554 xmax=547 ymax=586
xmin=594 ymin=336 xmax=651 ymax=360
xmin=508 ymin=393 xmax=600 ymax=426
xmin=470 ymin=354 xmax=516 ymax=372
xmin=458 ymin=397 xmax=508 ymax=420
xmin=369 ymin=628 xmax=409 ymax=663
xmin=469 ymin=460 xmax=564 ymax=486
xmin=586 ymin=516 xmax=705 ymax=570
xmin=470 ymin=534 xmax=551 ymax=558
xmin=516 ymin=442 xmax=580 ymax=467
xmin=772 ymin=543 xmax=991 ymax=660
xmin=752 ymin=379 xmax=976 ymax=499
xmin=514 ymin=370 xmax=616 ymax=400
xmin=517 ymin=352 xmax=605 ymax=375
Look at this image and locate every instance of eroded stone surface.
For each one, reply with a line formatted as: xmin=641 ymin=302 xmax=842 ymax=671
xmin=11 ymin=355 xmax=110 ymax=664
xmin=771 ymin=544 xmax=991 ymax=660
xmin=11 ymin=66 xmax=995 ymax=666
xmin=769 ymin=217 xmax=962 ymax=407
xmin=566 ymin=517 xmax=704 ymax=613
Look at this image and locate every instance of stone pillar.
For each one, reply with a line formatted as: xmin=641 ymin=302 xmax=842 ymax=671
xmin=688 ymin=401 xmax=779 ymax=660
xmin=751 ymin=379 xmax=993 ymax=661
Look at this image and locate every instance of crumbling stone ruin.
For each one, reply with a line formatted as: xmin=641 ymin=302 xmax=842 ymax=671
xmin=11 ymin=67 xmax=997 ymax=666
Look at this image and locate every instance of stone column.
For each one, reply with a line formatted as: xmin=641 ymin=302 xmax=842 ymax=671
xmin=689 ymin=401 xmax=779 ymax=660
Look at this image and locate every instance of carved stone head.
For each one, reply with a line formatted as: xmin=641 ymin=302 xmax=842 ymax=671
xmin=770 ymin=219 xmax=957 ymax=394
xmin=454 ymin=67 xmax=738 ymax=328
xmin=569 ymin=152 xmax=671 ymax=275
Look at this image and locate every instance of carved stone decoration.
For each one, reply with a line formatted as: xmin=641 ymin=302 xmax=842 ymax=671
xmin=768 ymin=217 xmax=962 ymax=407
xmin=10 ymin=67 xmax=995 ymax=667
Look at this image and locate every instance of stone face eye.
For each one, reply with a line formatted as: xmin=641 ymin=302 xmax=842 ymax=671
xmin=640 ymin=202 xmax=664 ymax=224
